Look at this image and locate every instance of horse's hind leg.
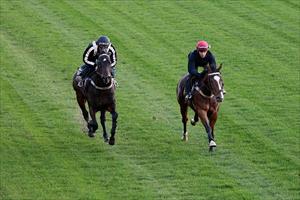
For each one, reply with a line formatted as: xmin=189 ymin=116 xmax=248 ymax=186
xmin=180 ymin=104 xmax=188 ymax=141
xmin=76 ymin=91 xmax=89 ymax=122
xmin=191 ymin=113 xmax=199 ymax=126
xmin=100 ymin=110 xmax=109 ymax=142
xmin=108 ymin=111 xmax=118 ymax=145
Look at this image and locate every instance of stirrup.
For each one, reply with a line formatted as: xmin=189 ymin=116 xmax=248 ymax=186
xmin=186 ymin=93 xmax=192 ymax=99
xmin=185 ymin=93 xmax=192 ymax=103
xmin=78 ymin=81 xmax=83 ymax=87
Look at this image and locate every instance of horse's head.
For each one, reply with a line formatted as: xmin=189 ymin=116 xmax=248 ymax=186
xmin=207 ymin=63 xmax=225 ymax=102
xmin=95 ymin=53 xmax=112 ymax=85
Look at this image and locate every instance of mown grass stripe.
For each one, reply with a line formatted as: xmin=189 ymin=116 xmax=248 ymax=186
xmin=213 ymin=1 xmax=299 ymax=45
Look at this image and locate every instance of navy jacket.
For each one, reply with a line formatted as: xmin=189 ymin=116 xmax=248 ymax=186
xmin=188 ymin=50 xmax=216 ymax=78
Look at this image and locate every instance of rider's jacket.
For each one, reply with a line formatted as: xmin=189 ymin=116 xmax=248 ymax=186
xmin=188 ymin=50 xmax=217 ymax=79
xmin=82 ymin=41 xmax=117 ymax=67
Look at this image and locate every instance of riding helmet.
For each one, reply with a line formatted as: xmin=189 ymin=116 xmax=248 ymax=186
xmin=97 ymin=35 xmax=111 ymax=45
xmin=196 ymin=40 xmax=210 ymax=50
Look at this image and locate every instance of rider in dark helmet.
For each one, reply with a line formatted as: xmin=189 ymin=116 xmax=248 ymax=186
xmin=75 ymin=35 xmax=117 ymax=87
xmin=185 ymin=40 xmax=225 ymax=101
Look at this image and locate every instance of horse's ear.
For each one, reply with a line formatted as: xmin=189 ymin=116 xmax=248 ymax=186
xmin=206 ymin=63 xmax=212 ymax=73
xmin=217 ymin=63 xmax=223 ymax=72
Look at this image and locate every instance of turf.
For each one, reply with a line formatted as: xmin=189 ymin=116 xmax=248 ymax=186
xmin=1 ymin=0 xmax=299 ymax=199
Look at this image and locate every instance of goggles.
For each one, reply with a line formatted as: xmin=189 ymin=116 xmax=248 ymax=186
xmin=197 ymin=48 xmax=208 ymax=53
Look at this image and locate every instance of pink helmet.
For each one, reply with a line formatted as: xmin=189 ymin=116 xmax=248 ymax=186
xmin=196 ymin=40 xmax=209 ymax=50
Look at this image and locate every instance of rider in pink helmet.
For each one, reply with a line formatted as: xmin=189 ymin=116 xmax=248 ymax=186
xmin=196 ymin=40 xmax=209 ymax=50
xmin=185 ymin=40 xmax=224 ymax=101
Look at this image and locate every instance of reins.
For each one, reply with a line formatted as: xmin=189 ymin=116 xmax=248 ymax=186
xmin=194 ymin=72 xmax=220 ymax=98
xmin=194 ymin=86 xmax=214 ymax=98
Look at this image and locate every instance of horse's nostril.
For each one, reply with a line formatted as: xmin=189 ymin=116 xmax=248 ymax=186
xmin=216 ymin=96 xmax=223 ymax=102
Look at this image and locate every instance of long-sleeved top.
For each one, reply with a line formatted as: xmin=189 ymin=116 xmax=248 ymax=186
xmin=188 ymin=50 xmax=216 ymax=78
xmin=82 ymin=41 xmax=117 ymax=67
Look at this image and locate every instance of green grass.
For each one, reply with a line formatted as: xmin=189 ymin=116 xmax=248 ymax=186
xmin=1 ymin=0 xmax=299 ymax=199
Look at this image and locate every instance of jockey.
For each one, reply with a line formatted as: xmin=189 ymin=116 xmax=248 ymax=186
xmin=76 ymin=35 xmax=117 ymax=87
xmin=185 ymin=40 xmax=219 ymax=100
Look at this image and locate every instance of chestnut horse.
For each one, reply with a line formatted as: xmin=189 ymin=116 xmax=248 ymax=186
xmin=176 ymin=64 xmax=224 ymax=151
xmin=72 ymin=53 xmax=118 ymax=145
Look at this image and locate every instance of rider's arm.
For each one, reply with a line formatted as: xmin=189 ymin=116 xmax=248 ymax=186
xmin=109 ymin=44 xmax=117 ymax=67
xmin=207 ymin=51 xmax=217 ymax=71
xmin=188 ymin=52 xmax=203 ymax=78
xmin=83 ymin=42 xmax=97 ymax=66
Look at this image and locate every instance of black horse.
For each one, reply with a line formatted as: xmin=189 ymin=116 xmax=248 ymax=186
xmin=72 ymin=53 xmax=118 ymax=145
xmin=176 ymin=64 xmax=224 ymax=151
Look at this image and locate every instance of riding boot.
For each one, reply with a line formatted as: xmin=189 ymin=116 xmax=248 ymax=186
xmin=185 ymin=92 xmax=192 ymax=102
xmin=185 ymin=77 xmax=193 ymax=102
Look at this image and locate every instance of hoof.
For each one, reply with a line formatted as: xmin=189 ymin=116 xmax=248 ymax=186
xmin=181 ymin=132 xmax=188 ymax=141
xmin=88 ymin=132 xmax=95 ymax=138
xmin=103 ymin=136 xmax=109 ymax=143
xmin=209 ymin=140 xmax=217 ymax=147
xmin=108 ymin=137 xmax=115 ymax=145
xmin=209 ymin=140 xmax=216 ymax=151
xmin=88 ymin=126 xmax=94 ymax=134
xmin=191 ymin=119 xmax=196 ymax=126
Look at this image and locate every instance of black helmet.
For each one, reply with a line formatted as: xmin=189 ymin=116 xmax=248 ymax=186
xmin=97 ymin=36 xmax=111 ymax=54
xmin=97 ymin=35 xmax=111 ymax=45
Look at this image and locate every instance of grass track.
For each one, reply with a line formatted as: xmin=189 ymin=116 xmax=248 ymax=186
xmin=1 ymin=0 xmax=299 ymax=199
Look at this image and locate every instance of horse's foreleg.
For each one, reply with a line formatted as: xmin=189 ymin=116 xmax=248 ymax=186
xmin=109 ymin=111 xmax=118 ymax=145
xmin=87 ymin=108 xmax=98 ymax=137
xmin=198 ymin=110 xmax=216 ymax=150
xmin=209 ymin=111 xmax=218 ymax=139
xmin=180 ymin=104 xmax=188 ymax=141
xmin=100 ymin=111 xmax=108 ymax=142
xmin=76 ymin=91 xmax=89 ymax=122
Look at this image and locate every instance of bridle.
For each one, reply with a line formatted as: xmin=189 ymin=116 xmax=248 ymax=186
xmin=194 ymin=72 xmax=223 ymax=99
xmin=89 ymin=53 xmax=114 ymax=90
